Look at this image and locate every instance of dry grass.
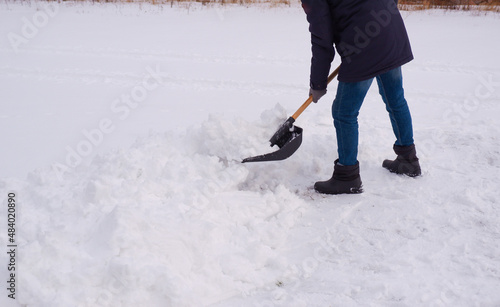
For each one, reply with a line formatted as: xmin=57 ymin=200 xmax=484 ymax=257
xmin=399 ymin=0 xmax=500 ymax=12
xmin=52 ymin=0 xmax=295 ymax=5
xmin=16 ymin=0 xmax=500 ymax=11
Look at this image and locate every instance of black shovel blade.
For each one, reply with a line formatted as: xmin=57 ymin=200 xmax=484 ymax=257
xmin=242 ymin=125 xmax=303 ymax=163
xmin=269 ymin=117 xmax=295 ymax=148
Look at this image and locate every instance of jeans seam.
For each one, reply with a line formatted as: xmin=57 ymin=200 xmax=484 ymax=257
xmin=378 ymin=75 xmax=403 ymax=145
xmin=334 ymin=84 xmax=345 ymax=164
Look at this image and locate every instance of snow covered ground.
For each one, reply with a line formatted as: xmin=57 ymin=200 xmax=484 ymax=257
xmin=1 ymin=1 xmax=500 ymax=306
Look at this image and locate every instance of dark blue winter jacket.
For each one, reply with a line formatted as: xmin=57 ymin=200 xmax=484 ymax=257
xmin=301 ymin=0 xmax=413 ymax=87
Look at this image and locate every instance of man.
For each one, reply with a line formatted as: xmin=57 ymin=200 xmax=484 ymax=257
xmin=301 ymin=0 xmax=421 ymax=195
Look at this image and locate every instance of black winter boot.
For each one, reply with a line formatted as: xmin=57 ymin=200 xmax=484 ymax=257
xmin=382 ymin=144 xmax=421 ymax=177
xmin=314 ymin=160 xmax=363 ymax=195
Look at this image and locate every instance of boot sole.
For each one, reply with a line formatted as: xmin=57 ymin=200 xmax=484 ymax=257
xmin=383 ymin=167 xmax=421 ymax=177
xmin=350 ymin=186 xmax=363 ymax=194
xmin=314 ymin=185 xmax=363 ymax=195
xmin=382 ymin=160 xmax=421 ymax=177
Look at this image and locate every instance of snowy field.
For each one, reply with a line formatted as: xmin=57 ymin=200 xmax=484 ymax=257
xmin=1 ymin=1 xmax=500 ymax=306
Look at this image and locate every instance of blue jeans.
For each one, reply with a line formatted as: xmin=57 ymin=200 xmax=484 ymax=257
xmin=332 ymin=66 xmax=414 ymax=166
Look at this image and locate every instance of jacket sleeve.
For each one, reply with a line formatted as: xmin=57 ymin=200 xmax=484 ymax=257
xmin=301 ymin=0 xmax=335 ymax=90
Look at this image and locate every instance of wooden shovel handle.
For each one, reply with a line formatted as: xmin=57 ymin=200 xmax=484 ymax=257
xmin=291 ymin=65 xmax=341 ymax=120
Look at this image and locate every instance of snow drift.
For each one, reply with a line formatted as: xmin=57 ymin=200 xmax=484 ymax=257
xmin=10 ymin=106 xmax=313 ymax=306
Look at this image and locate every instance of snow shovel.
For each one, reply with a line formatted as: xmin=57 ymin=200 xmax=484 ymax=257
xmin=242 ymin=65 xmax=340 ymax=163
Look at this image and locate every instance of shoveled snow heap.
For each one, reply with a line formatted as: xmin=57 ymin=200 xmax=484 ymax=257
xmin=9 ymin=105 xmax=314 ymax=306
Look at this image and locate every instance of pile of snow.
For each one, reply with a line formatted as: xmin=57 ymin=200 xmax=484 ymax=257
xmin=6 ymin=106 xmax=315 ymax=306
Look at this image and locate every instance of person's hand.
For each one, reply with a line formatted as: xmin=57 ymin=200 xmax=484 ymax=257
xmin=309 ymin=88 xmax=327 ymax=103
